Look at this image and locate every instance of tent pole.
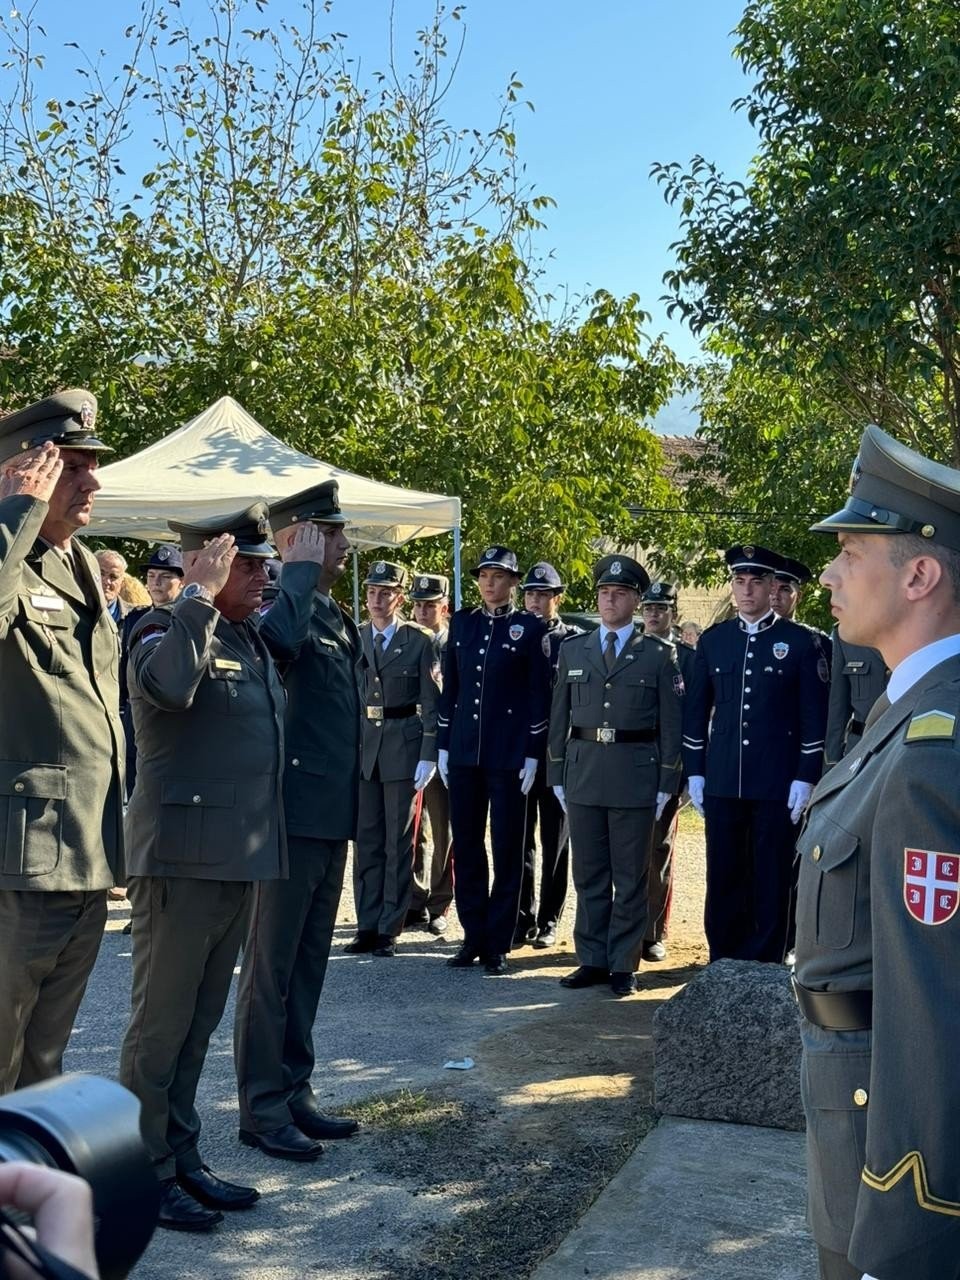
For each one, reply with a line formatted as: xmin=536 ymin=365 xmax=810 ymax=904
xmin=352 ymin=548 xmax=360 ymax=620
xmin=453 ymin=525 xmax=462 ymax=610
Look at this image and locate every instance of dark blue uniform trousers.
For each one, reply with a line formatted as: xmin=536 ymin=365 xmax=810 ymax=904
xmin=703 ymin=794 xmax=796 ymax=963
xmin=448 ymin=764 xmax=525 ymax=956
xmin=517 ymin=771 xmax=569 ymax=936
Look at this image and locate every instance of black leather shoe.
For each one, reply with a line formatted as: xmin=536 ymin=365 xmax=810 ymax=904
xmin=292 ymin=1110 xmax=360 ymax=1140
xmin=239 ymin=1124 xmax=323 ymax=1162
xmin=533 ymin=925 xmax=557 ymax=949
xmin=177 ymin=1165 xmax=259 ymax=1211
xmin=483 ymin=954 xmax=508 ymax=975
xmin=512 ymin=925 xmax=537 ymax=947
xmin=344 ymin=931 xmax=378 ymax=954
xmin=559 ymin=965 xmax=610 ymax=989
xmin=404 ymin=908 xmax=430 ymax=929
xmin=610 ymin=971 xmax=638 ymax=997
xmin=372 ymin=935 xmax=396 ymax=957
xmin=642 ymin=940 xmax=667 ymax=962
xmin=427 ymin=914 xmax=448 ymax=936
xmin=157 ymin=1179 xmax=223 ymax=1232
xmin=447 ymin=946 xmax=480 ymax=968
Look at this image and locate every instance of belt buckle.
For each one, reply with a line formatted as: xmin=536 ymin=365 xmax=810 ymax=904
xmin=598 ymin=727 xmax=615 ymax=744
xmin=367 ymin=706 xmax=384 ymax=721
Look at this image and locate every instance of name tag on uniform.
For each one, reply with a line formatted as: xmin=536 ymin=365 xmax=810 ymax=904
xmin=30 ymin=593 xmax=64 ymax=611
xmin=568 ymin=669 xmax=583 ymax=676
xmin=213 ymin=658 xmax=242 ymax=671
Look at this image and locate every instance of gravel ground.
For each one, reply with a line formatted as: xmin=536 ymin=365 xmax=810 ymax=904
xmin=66 ymin=810 xmax=709 ymax=1279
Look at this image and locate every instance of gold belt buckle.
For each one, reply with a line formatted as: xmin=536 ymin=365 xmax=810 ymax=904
xmin=366 ymin=706 xmax=384 ymax=721
xmin=598 ymin=727 xmax=615 ymax=744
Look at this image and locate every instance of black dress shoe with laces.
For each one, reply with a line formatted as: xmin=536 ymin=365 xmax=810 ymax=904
xmin=610 ymin=971 xmax=638 ymax=997
xmin=372 ymin=935 xmax=396 ymax=957
xmin=239 ymin=1123 xmax=324 ymax=1162
xmin=344 ymin=931 xmax=378 ymax=954
xmin=447 ymin=945 xmax=480 ymax=968
xmin=157 ymin=1179 xmax=223 ymax=1232
xmin=559 ymin=965 xmax=610 ymax=989
xmin=177 ymin=1165 xmax=259 ymax=1211
xmin=292 ymin=1110 xmax=360 ymax=1140
xmin=483 ymin=953 xmax=509 ymax=975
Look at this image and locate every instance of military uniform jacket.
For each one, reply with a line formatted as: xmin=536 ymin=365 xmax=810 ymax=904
xmin=359 ymin=620 xmax=440 ymax=782
xmin=794 ymin=655 xmax=960 ymax=1277
xmin=0 ymin=495 xmax=124 ymax=891
xmin=546 ymin=626 xmax=684 ymax=806
xmin=682 ymin=612 xmax=828 ymax=800
xmin=260 ymin=562 xmax=362 ymax=841
xmin=438 ymin=605 xmax=551 ymax=770
xmin=824 ymin=630 xmax=889 ymax=765
xmin=125 ymin=597 xmax=287 ymax=882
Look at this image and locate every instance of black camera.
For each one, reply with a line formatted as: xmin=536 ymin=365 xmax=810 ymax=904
xmin=0 ymin=1074 xmax=159 ymax=1279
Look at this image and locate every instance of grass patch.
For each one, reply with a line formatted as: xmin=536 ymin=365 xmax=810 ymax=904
xmin=347 ymin=1088 xmax=463 ymax=1134
xmin=677 ymin=803 xmax=705 ymax=836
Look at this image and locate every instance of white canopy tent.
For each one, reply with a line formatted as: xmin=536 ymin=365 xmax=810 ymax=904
xmin=89 ymin=396 xmax=463 ymax=607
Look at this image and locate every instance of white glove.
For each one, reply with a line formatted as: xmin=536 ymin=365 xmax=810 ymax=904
xmin=519 ymin=757 xmax=537 ymax=795
xmin=552 ymin=784 xmax=567 ymax=813
xmin=861 ymin=1275 xmax=880 ymax=1280
xmin=413 ymin=760 xmax=436 ymax=792
xmin=687 ymin=775 xmax=705 ymax=817
xmin=437 ymin=749 xmax=449 ymax=788
xmin=655 ymin=791 xmax=670 ymax=821
xmin=788 ymin=779 xmax=813 ymax=824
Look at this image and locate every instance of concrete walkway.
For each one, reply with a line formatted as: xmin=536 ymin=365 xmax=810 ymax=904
xmin=532 ymin=1116 xmax=817 ymax=1280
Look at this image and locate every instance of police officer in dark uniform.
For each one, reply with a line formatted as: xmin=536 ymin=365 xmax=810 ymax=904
xmin=235 ymin=480 xmax=361 ymax=1162
xmin=0 ymin=391 xmax=123 ymax=1095
xmin=438 ymin=546 xmax=552 ymax=974
xmin=548 ymin=556 xmax=684 ymax=996
xmin=683 ymin=545 xmax=829 ymax=962
xmin=795 ymin=424 xmax=960 ymax=1280
xmin=516 ymin=561 xmax=582 ymax=948
xmin=638 ymin=580 xmax=696 ymax=961
xmin=120 ymin=503 xmax=285 ymax=1231
xmin=409 ymin=572 xmax=454 ymax=935
xmin=823 ymin=629 xmax=890 ymax=766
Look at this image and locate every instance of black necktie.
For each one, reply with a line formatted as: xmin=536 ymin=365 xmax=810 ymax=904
xmin=603 ymin=631 xmax=618 ymax=672
xmin=864 ymin=691 xmax=892 ymax=730
xmin=374 ymin=632 xmax=385 ymax=670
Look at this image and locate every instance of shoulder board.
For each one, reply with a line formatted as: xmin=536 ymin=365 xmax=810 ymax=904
xmin=643 ymin=632 xmax=674 ymax=650
xmin=403 ymin=620 xmax=434 ymax=637
xmin=905 ymin=709 xmax=958 ymax=743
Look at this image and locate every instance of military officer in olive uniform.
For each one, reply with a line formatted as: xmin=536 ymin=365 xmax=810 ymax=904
xmin=824 ymin=629 xmax=890 ymax=766
xmin=438 ymin=546 xmax=552 ymax=974
xmin=347 ymin=560 xmax=440 ymax=957
xmin=235 ymin=480 xmax=361 ymax=1162
xmin=409 ymin=572 xmax=454 ymax=934
xmin=548 ymin=556 xmax=684 ymax=997
xmin=120 ymin=503 xmax=285 ymax=1232
xmin=0 ymin=391 xmax=123 ymax=1095
xmin=683 ymin=545 xmax=829 ymax=962
xmin=516 ymin=561 xmax=582 ymax=948
xmin=795 ymin=425 xmax=960 ymax=1280
xmin=638 ymin=580 xmax=696 ymax=961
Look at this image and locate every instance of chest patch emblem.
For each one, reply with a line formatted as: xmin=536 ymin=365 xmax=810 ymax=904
xmin=772 ymin=642 xmax=789 ymax=660
xmin=904 ymin=848 xmax=960 ymax=925
xmin=509 ymin=624 xmax=524 ymax=642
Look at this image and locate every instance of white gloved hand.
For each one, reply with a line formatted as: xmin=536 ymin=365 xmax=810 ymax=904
xmin=655 ymin=791 xmax=670 ymax=821
xmin=413 ymin=760 xmax=436 ymax=792
xmin=437 ymin=749 xmax=449 ymax=789
xmin=788 ymin=779 xmax=814 ymax=824
xmin=519 ymin=757 xmax=538 ymax=795
xmin=687 ymin=775 xmax=705 ymax=817
xmin=552 ymin=784 xmax=567 ymax=813
xmin=861 ymin=1275 xmax=880 ymax=1280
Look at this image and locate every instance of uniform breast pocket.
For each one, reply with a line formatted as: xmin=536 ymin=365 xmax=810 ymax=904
xmin=157 ymin=779 xmax=235 ymax=865
xmin=390 ymin=665 xmax=420 ymax=700
xmin=797 ymin=819 xmax=860 ymax=950
xmin=14 ymin=599 xmax=75 ymax=676
xmin=711 ymin=664 xmax=736 ymax=703
xmin=843 ymin=660 xmax=875 ymax=703
xmin=623 ymin=673 xmax=656 ymax=709
xmin=207 ymin=662 xmax=250 ymax=712
xmin=566 ymin=669 xmax=591 ymax=706
xmin=0 ymin=762 xmax=68 ymax=877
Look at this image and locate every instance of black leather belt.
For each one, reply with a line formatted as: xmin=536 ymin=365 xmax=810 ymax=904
xmin=791 ymin=977 xmax=872 ymax=1030
xmin=365 ymin=703 xmax=418 ymax=721
xmin=571 ymin=727 xmax=655 ymax=744
xmin=848 ymin=718 xmax=865 ymax=735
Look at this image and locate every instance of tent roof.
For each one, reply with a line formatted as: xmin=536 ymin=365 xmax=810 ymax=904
xmin=89 ymin=396 xmax=461 ymax=548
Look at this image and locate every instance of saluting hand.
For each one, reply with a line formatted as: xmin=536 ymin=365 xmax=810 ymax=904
xmin=0 ymin=441 xmax=63 ymax=503
xmin=182 ymin=534 xmax=238 ymax=598
xmin=280 ymin=522 xmax=326 ymax=566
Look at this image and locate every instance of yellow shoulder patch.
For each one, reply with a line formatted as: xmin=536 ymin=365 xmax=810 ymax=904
xmin=905 ymin=710 xmax=957 ymax=742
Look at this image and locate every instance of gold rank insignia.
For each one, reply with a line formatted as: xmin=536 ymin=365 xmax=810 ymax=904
xmin=905 ymin=710 xmax=957 ymax=742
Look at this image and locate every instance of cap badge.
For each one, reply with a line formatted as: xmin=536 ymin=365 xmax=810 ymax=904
xmin=651 ymin=582 xmax=662 ymax=596
xmin=773 ymin=642 xmax=789 ymax=660
xmin=611 ymin=560 xmax=622 ymax=575
xmin=509 ymin=624 xmax=524 ymax=641
xmin=79 ymin=400 xmax=94 ymax=428
xmin=535 ymin=566 xmax=546 ymax=579
xmin=849 ymin=456 xmax=862 ymax=493
xmin=419 ymin=576 xmax=429 ymax=589
xmin=375 ymin=560 xmax=387 ymax=574
xmin=257 ymin=516 xmax=269 ymax=536
xmin=158 ymin=546 xmax=170 ymax=562
xmin=484 ymin=547 xmax=497 ymax=560
xmin=922 ymin=524 xmax=936 ymax=538
xmin=742 ymin=545 xmax=755 ymax=559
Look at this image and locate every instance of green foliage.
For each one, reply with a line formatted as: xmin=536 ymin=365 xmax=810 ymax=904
xmin=0 ymin=0 xmax=679 ymax=599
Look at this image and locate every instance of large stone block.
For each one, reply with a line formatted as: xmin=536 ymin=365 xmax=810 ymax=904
xmin=653 ymin=958 xmax=804 ymax=1131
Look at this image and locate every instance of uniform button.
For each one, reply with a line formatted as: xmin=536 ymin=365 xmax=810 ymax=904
xmin=13 ymin=781 xmax=24 ymax=793
xmin=291 ymin=758 xmax=300 ymax=766
xmin=474 ymin=699 xmax=480 ymax=704
xmin=374 ymin=676 xmax=380 ymax=683
xmin=603 ymin=702 xmax=610 ymax=708
xmin=744 ymin=686 xmax=751 ymax=693
xmin=745 ymin=668 xmax=752 ymax=675
xmin=473 ymin=714 xmax=479 ymax=720
xmin=192 ymin=794 xmax=202 ymax=804
xmin=853 ymin=1088 xmax=868 ymax=1107
xmin=747 ymin=651 xmax=754 ymax=659
xmin=476 ymin=666 xmax=482 ymax=671
xmin=605 ymin=682 xmax=611 ymax=689
xmin=230 ymin=688 xmax=238 ymax=698
xmin=603 ymin=721 xmax=609 ymax=728
xmin=812 ymin=845 xmax=822 ymax=861
xmin=744 ymin=703 xmax=750 ymax=710
xmin=479 ymin=648 xmax=485 ymax=654
xmin=742 ymin=739 xmax=749 ymax=745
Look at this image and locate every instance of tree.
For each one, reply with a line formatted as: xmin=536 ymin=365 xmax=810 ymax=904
xmin=0 ymin=0 xmax=680 ymax=594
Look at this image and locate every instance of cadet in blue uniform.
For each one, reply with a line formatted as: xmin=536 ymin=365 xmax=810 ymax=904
xmin=516 ymin=561 xmax=582 ymax=948
xmin=772 ymin=555 xmax=834 ymax=673
xmin=795 ymin=425 xmax=960 ymax=1280
xmin=437 ymin=546 xmax=552 ymax=974
xmin=683 ymin=545 xmax=828 ymax=962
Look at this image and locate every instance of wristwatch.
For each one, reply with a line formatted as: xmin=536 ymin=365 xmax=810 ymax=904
xmin=180 ymin=582 xmax=214 ymax=605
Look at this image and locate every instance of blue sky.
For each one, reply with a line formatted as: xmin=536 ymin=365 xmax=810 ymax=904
xmin=20 ymin=1 xmax=757 ymax=401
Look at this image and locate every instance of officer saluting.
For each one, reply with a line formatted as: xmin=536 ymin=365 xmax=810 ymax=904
xmin=548 ymin=556 xmax=683 ymax=997
xmin=438 ymin=546 xmax=551 ymax=974
xmin=795 ymin=425 xmax=960 ymax=1280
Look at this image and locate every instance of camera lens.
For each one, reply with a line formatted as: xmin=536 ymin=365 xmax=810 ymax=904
xmin=0 ymin=1074 xmax=159 ymax=1280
